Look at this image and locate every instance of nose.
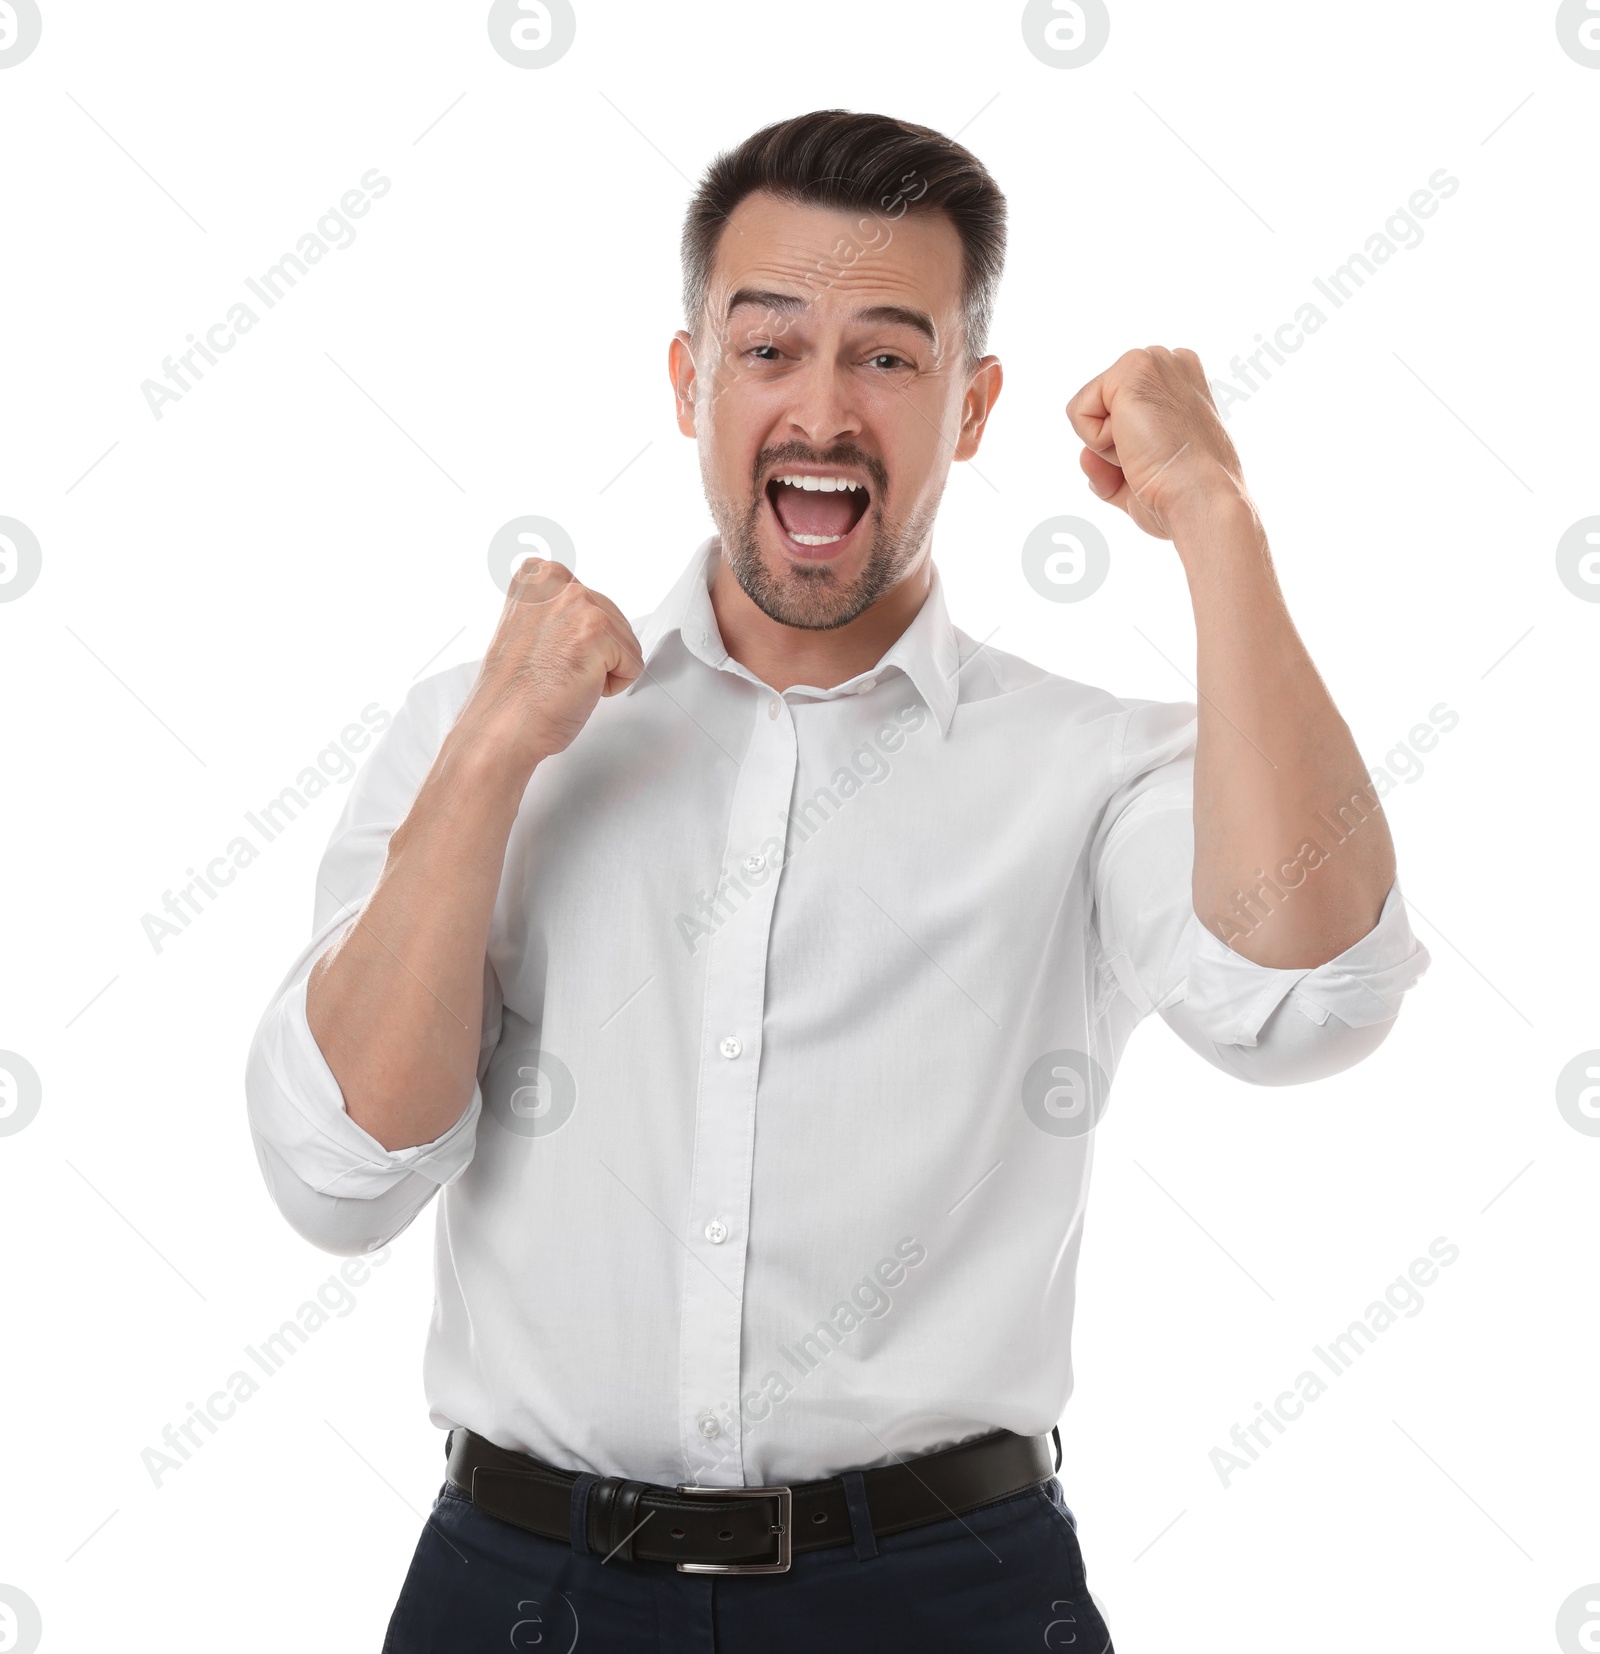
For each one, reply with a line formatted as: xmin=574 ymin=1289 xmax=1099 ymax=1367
xmin=782 ymin=351 xmax=861 ymax=451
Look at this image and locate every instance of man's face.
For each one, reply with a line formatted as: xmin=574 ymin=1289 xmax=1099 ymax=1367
xmin=669 ymin=191 xmax=1000 ymax=631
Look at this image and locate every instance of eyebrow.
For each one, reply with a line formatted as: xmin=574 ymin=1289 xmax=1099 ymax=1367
xmin=725 ymin=288 xmax=938 ymax=347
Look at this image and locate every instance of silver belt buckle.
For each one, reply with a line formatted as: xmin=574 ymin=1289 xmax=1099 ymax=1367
xmin=673 ymin=1483 xmax=793 ymax=1574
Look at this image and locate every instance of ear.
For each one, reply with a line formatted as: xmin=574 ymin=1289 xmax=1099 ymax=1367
xmin=668 ymin=331 xmax=698 ymax=438
xmin=954 ymin=356 xmax=1003 ymax=462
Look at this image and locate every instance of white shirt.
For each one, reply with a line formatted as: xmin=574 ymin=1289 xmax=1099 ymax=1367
xmin=244 ymin=537 xmax=1430 ymax=1488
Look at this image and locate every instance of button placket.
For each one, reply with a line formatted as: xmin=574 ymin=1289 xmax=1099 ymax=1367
xmin=677 ymin=688 xmax=796 ymax=1483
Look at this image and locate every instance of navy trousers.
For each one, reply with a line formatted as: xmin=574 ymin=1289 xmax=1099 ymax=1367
xmin=381 ymin=1471 xmax=1113 ymax=1651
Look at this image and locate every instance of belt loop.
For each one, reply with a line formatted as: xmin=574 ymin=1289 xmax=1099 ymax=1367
xmin=569 ymin=1472 xmax=599 ymax=1556
xmin=841 ymin=1471 xmax=878 ymax=1561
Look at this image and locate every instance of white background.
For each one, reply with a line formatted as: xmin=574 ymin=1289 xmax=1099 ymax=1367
xmin=1 ymin=2 xmax=1596 ymax=1649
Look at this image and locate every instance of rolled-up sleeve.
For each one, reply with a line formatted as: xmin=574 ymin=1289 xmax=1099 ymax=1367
xmin=243 ymin=670 xmax=500 ymax=1253
xmin=1090 ymin=697 xmax=1431 ymax=1086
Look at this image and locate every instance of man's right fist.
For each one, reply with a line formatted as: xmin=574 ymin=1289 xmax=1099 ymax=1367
xmin=452 ymin=558 xmax=644 ymax=782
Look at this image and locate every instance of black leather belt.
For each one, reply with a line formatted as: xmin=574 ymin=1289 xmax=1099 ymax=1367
xmin=445 ymin=1424 xmax=1061 ymax=1574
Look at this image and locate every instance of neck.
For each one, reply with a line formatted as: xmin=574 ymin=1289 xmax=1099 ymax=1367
xmin=708 ymin=547 xmax=934 ymax=693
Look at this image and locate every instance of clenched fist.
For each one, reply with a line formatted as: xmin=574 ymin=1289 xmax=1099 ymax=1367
xmin=453 ymin=557 xmax=644 ymax=783
xmin=1066 ymin=347 xmax=1249 ymax=541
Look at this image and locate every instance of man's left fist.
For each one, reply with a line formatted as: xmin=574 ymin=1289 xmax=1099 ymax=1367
xmin=1065 ymin=347 xmax=1246 ymax=541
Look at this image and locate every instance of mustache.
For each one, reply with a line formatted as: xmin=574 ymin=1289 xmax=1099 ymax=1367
xmin=752 ymin=443 xmax=888 ymax=497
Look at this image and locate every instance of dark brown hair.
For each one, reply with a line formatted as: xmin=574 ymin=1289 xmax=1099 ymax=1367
xmin=681 ymin=109 xmax=1007 ymax=366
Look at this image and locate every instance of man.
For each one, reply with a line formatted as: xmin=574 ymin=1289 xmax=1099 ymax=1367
xmin=246 ymin=110 xmax=1429 ymax=1651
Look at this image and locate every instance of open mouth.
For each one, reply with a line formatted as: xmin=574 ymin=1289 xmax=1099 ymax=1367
xmin=764 ymin=470 xmax=873 ymax=561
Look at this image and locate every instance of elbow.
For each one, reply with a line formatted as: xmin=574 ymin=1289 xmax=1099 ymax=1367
xmin=1162 ymin=988 xmax=1404 ymax=1087
xmin=250 ymin=1135 xmax=430 ymax=1257
xmin=1211 ymin=1007 xmax=1400 ymax=1088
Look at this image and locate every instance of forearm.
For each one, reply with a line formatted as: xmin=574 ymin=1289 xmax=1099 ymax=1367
xmin=1175 ymin=490 xmax=1396 ymax=968
xmin=306 ymin=730 xmax=526 ymax=1151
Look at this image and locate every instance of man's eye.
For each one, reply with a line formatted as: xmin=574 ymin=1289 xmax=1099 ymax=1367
xmin=746 ymin=344 xmax=781 ymax=361
xmin=869 ymin=353 xmax=910 ymax=370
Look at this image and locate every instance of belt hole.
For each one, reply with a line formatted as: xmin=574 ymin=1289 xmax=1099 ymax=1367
xmin=670 ymin=1527 xmax=685 ymax=1539
xmin=811 ymin=1511 xmax=828 ymax=1524
xmin=718 ymin=1528 xmax=733 ymax=1541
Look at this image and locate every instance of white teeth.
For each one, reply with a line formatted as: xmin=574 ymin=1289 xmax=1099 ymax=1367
xmin=776 ymin=475 xmax=860 ymax=492
xmin=791 ymin=532 xmax=845 ymax=546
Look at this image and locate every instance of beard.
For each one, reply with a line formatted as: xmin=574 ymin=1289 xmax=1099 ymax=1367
xmin=706 ymin=444 xmax=938 ymax=632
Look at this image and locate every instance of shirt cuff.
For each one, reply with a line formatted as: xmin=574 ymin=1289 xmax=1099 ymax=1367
xmin=1174 ymin=877 xmax=1431 ymax=1048
xmin=246 ymin=969 xmax=481 ymax=1199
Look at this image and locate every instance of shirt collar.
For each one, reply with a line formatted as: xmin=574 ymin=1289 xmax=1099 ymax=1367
xmin=623 ymin=537 xmax=960 ymax=737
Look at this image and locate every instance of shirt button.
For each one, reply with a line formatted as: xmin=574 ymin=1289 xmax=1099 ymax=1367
xmin=767 ymin=698 xmax=781 ymax=719
xmin=856 ymin=677 xmax=876 ymax=694
xmin=698 ymin=1415 xmax=720 ymax=1438
xmin=742 ymin=853 xmax=765 ymax=875
xmin=719 ymin=1035 xmax=742 ymax=1059
xmin=704 ymin=1219 xmax=728 ymax=1244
